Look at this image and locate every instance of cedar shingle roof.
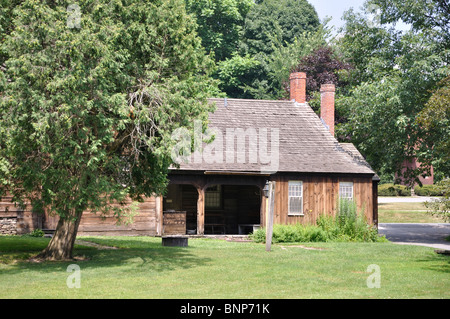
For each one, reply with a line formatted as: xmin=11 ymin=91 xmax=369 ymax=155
xmin=172 ymin=98 xmax=376 ymax=176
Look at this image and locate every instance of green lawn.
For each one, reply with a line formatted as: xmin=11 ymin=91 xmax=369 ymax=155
xmin=378 ymin=201 xmax=443 ymax=223
xmin=0 ymin=235 xmax=448 ymax=299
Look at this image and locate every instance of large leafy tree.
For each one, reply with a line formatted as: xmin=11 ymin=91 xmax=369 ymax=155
xmin=215 ymin=27 xmax=328 ymax=99
xmin=368 ymin=0 xmax=450 ymax=48
xmin=419 ymin=73 xmax=450 ymax=221
xmin=336 ymin=7 xmax=403 ymax=86
xmin=241 ymin=0 xmax=320 ymax=56
xmin=417 ymin=73 xmax=450 ymax=179
xmin=184 ymin=0 xmax=253 ymax=62
xmin=215 ymin=0 xmax=323 ymax=99
xmin=0 ymin=0 xmax=218 ymax=260
xmin=336 ymin=2 xmax=449 ymax=184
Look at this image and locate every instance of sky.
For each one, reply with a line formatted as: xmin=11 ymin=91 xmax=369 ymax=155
xmin=307 ymin=0 xmax=411 ymax=34
xmin=307 ymin=0 xmax=365 ymax=32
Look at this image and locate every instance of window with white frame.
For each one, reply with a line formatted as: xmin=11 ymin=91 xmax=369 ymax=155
xmin=339 ymin=182 xmax=354 ymax=200
xmin=288 ymin=181 xmax=303 ymax=215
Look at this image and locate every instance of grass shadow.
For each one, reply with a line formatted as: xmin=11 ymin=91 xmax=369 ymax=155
xmin=0 ymin=235 xmax=211 ymax=276
xmin=416 ymin=252 xmax=450 ymax=274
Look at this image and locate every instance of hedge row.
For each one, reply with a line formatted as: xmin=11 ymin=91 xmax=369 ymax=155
xmin=378 ymin=183 xmax=444 ymax=196
xmin=414 ymin=184 xmax=444 ymax=196
xmin=378 ymin=184 xmax=410 ymax=196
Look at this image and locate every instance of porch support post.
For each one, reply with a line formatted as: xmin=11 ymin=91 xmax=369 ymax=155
xmin=196 ymin=186 xmax=205 ymax=235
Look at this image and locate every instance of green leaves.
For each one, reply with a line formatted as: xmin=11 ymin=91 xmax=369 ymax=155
xmin=336 ymin=2 xmax=450 ymax=184
xmin=185 ymin=0 xmax=254 ymax=61
xmin=242 ymin=0 xmax=320 ymax=56
xmin=215 ymin=53 xmax=261 ymax=97
xmin=416 ymin=73 xmax=450 ymax=179
xmin=189 ymin=0 xmax=324 ymax=99
xmin=0 ymin=0 xmax=218 ymax=220
xmin=424 ymin=178 xmax=450 ymax=222
xmin=338 ymin=74 xmax=411 ymax=181
xmin=368 ymin=0 xmax=450 ymax=48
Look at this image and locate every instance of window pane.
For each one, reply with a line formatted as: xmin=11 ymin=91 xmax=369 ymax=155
xmin=339 ymin=182 xmax=353 ymax=200
xmin=288 ymin=181 xmax=303 ymax=214
xmin=206 ymin=185 xmax=221 ymax=208
xmin=289 ymin=197 xmax=302 ymax=213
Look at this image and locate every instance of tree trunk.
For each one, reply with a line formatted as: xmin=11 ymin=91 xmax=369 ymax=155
xmin=36 ymin=209 xmax=83 ymax=261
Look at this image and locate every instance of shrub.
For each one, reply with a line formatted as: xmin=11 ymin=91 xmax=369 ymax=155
xmin=28 ymin=229 xmax=45 ymax=237
xmin=251 ymin=223 xmax=330 ymax=243
xmin=271 ymin=224 xmax=330 ymax=243
xmin=424 ymin=178 xmax=450 ymax=222
xmin=414 ymin=184 xmax=444 ymax=196
xmin=251 ymin=199 xmax=385 ymax=243
xmin=250 ymin=227 xmax=266 ymax=243
xmin=378 ymin=183 xmax=410 ymax=196
xmin=333 ymin=199 xmax=381 ymax=242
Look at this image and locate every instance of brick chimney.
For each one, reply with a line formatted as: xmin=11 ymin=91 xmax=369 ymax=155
xmin=289 ymin=72 xmax=306 ymax=103
xmin=320 ymin=83 xmax=335 ymax=136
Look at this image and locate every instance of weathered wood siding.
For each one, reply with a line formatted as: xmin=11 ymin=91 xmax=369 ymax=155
xmin=262 ymin=175 xmax=374 ymax=227
xmin=0 ymin=193 xmax=40 ymax=234
xmin=0 ymin=193 xmax=159 ymax=236
xmin=77 ymin=197 xmax=158 ymax=236
xmin=1 ymin=173 xmax=376 ymax=236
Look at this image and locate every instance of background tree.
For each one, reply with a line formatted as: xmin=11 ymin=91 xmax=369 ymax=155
xmin=288 ymin=46 xmax=352 ymax=111
xmin=261 ymin=25 xmax=330 ymax=100
xmin=214 ymin=53 xmax=261 ymax=99
xmin=336 ymin=2 xmax=449 ymax=185
xmin=0 ymin=0 xmax=219 ymax=260
xmin=336 ymin=7 xmax=403 ymax=86
xmin=368 ymin=0 xmax=450 ymax=48
xmin=416 ymin=73 xmax=450 ymax=180
xmin=213 ymin=0 xmax=322 ymax=100
xmin=419 ymin=74 xmax=450 ymax=220
xmin=215 ymin=27 xmax=328 ymax=99
xmin=241 ymin=0 xmax=320 ymax=56
xmin=184 ymin=0 xmax=253 ymax=62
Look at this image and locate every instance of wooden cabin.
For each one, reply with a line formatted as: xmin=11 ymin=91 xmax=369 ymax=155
xmin=0 ymin=73 xmax=379 ymax=236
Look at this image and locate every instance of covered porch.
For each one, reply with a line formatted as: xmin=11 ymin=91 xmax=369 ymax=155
xmin=162 ymin=173 xmax=268 ymax=235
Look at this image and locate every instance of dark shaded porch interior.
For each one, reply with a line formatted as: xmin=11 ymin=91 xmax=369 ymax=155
xmin=163 ymin=184 xmax=261 ymax=235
